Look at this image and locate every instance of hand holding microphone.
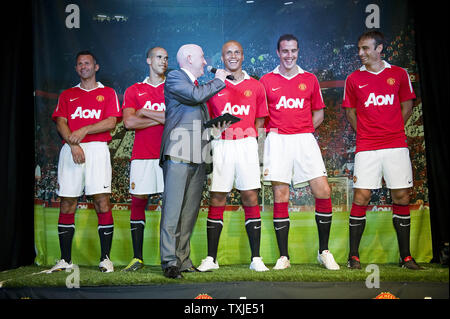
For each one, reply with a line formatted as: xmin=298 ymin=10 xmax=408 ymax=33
xmin=207 ymin=66 xmax=234 ymax=81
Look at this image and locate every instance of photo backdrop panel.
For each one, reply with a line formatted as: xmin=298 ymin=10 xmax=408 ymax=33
xmin=33 ymin=0 xmax=430 ymax=265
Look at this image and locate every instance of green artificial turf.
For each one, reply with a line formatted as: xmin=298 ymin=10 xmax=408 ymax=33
xmin=0 ymin=263 xmax=447 ymax=288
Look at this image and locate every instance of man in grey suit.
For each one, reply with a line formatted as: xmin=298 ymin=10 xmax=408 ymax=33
xmin=159 ymin=44 xmax=230 ymax=279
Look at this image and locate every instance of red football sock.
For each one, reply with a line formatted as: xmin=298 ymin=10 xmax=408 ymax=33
xmin=131 ymin=196 xmax=147 ymax=222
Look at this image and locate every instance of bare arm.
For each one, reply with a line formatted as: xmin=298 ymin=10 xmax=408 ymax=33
xmin=55 ymin=117 xmax=75 ymax=145
xmin=255 ymin=117 xmax=266 ymax=130
xmin=345 ymin=108 xmax=357 ymax=132
xmin=66 ymin=116 xmax=117 ymax=144
xmin=312 ymin=109 xmax=324 ymax=129
xmin=123 ymin=108 xmax=164 ymax=130
xmin=401 ymin=99 xmax=414 ymax=124
xmin=136 ymin=108 xmax=165 ymax=125
xmin=55 ymin=117 xmax=85 ymax=164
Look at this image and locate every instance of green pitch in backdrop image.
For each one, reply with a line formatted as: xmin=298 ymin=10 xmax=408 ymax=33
xmin=34 ymin=206 xmax=432 ymax=267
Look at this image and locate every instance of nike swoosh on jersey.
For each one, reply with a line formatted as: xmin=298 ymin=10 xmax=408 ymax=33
xmin=271 ymin=87 xmax=282 ymax=91
xmin=358 ymin=84 xmax=368 ymax=89
xmin=218 ymin=93 xmax=226 ymax=96
xmin=70 ymin=97 xmax=79 ymax=102
xmin=138 ymin=92 xmax=147 ymax=96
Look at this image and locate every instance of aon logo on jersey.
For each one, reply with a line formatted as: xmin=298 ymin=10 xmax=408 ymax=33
xmin=222 ymin=102 xmax=250 ymax=116
xmin=143 ymin=101 xmax=166 ymax=111
xmin=364 ymin=93 xmax=394 ymax=107
xmin=71 ymin=106 xmax=101 ymax=119
xmin=276 ymin=96 xmax=304 ymax=110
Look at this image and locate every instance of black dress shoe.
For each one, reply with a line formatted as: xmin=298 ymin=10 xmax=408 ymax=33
xmin=181 ymin=266 xmax=200 ymax=273
xmin=163 ymin=266 xmax=183 ymax=279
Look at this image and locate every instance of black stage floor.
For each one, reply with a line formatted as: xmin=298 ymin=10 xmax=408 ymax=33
xmin=1 ymin=281 xmax=448 ymax=299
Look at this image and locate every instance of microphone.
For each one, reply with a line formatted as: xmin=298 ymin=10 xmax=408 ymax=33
xmin=207 ymin=66 xmax=235 ymax=80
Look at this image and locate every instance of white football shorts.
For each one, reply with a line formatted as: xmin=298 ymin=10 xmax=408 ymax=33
xmin=210 ymin=137 xmax=261 ymax=192
xmin=129 ymin=159 xmax=164 ymax=195
xmin=353 ymin=147 xmax=413 ymax=190
xmin=57 ymin=142 xmax=112 ymax=197
xmin=263 ymin=132 xmax=327 ymax=187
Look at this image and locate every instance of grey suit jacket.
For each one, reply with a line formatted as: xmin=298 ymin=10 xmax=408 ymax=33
xmin=160 ymin=69 xmax=226 ymax=165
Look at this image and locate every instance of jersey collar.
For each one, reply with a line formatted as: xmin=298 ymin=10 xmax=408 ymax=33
xmin=225 ymin=70 xmax=251 ymax=85
xmin=142 ymin=76 xmax=165 ymax=87
xmin=74 ymin=81 xmax=104 ymax=91
xmin=359 ymin=60 xmax=391 ymax=74
xmin=273 ymin=65 xmax=305 ymax=80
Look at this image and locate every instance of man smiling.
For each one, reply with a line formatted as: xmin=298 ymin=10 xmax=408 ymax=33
xmin=159 ymin=44 xmax=229 ymax=278
xmin=343 ymin=30 xmax=420 ymax=270
xmin=49 ymin=51 xmax=121 ymax=273
xmin=197 ymin=40 xmax=269 ymax=272
xmin=260 ymin=34 xmax=339 ymax=270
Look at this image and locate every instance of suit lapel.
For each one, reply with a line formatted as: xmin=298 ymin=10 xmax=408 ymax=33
xmin=179 ymin=68 xmax=192 ymax=83
xmin=179 ymin=69 xmax=211 ymax=122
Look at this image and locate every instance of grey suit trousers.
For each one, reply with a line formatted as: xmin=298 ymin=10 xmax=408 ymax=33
xmin=160 ymin=159 xmax=205 ymax=270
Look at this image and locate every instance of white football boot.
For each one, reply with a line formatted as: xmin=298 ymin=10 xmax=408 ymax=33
xmin=273 ymin=256 xmax=291 ymax=270
xmin=45 ymin=259 xmax=74 ymax=274
xmin=197 ymin=256 xmax=219 ymax=272
xmin=317 ymin=250 xmax=340 ymax=270
xmin=99 ymin=256 xmax=114 ymax=273
xmin=249 ymin=257 xmax=269 ymax=272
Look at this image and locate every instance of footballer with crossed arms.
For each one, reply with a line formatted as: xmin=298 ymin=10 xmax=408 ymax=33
xmin=121 ymin=47 xmax=168 ymax=272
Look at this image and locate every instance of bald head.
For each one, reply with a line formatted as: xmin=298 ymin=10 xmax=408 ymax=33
xmin=222 ymin=40 xmax=243 ymax=55
xmin=221 ymin=40 xmax=244 ymax=73
xmin=176 ymin=44 xmax=201 ymax=66
xmin=176 ymin=44 xmax=206 ymax=78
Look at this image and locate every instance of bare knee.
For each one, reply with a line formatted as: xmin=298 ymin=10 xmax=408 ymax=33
xmin=240 ymin=189 xmax=259 ymax=207
xmin=310 ymin=177 xmax=331 ymax=199
xmin=272 ymin=183 xmax=289 ymax=203
xmin=93 ymin=194 xmax=111 ymax=213
xmin=60 ymin=197 xmax=77 ymax=214
xmin=391 ymin=189 xmax=410 ymax=205
xmin=210 ymin=192 xmax=228 ymax=207
xmin=353 ymin=189 xmax=371 ymax=206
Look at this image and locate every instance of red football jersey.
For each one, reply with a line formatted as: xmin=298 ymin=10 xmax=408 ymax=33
xmin=122 ymin=79 xmax=165 ymax=160
xmin=52 ymin=83 xmax=121 ymax=143
xmin=342 ymin=61 xmax=416 ymax=153
xmin=207 ymin=71 xmax=268 ymax=140
xmin=260 ymin=66 xmax=325 ymax=135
